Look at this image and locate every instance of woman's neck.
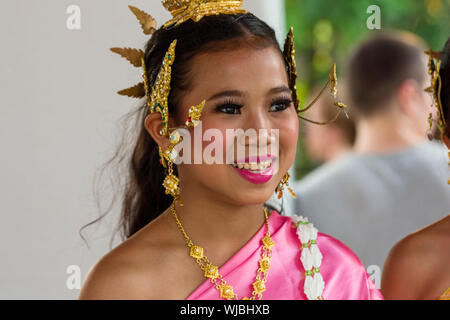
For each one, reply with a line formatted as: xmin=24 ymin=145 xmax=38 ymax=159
xmin=168 ymin=185 xmax=268 ymax=261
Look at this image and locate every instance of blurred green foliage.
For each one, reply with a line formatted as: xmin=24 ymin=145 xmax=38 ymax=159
xmin=285 ymin=0 xmax=450 ymax=179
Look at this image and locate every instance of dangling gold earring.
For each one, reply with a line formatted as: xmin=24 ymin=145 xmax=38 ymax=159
xmin=275 ymin=172 xmax=297 ymax=199
xmin=160 ymin=129 xmax=184 ymax=206
xmin=159 ymin=101 xmax=205 ymax=206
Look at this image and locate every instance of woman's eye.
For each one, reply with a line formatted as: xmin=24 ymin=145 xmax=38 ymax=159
xmin=216 ymin=98 xmax=292 ymax=114
xmin=269 ymin=99 xmax=293 ymax=112
xmin=217 ymin=104 xmax=242 ymax=115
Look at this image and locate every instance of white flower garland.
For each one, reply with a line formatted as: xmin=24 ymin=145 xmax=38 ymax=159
xmin=291 ymin=215 xmax=325 ymax=300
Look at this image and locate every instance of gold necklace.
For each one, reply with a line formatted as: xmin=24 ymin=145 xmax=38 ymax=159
xmin=170 ymin=202 xmax=274 ymax=300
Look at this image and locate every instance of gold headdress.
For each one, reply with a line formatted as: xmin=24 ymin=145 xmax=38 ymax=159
xmin=283 ymin=27 xmax=349 ymax=125
xmin=425 ymin=49 xmax=447 ymax=137
xmin=110 ymin=5 xmax=207 ymax=138
xmin=424 ymin=49 xmax=449 ymax=185
xmin=111 ymin=2 xmax=253 ymax=204
xmin=162 ymin=0 xmax=247 ymax=28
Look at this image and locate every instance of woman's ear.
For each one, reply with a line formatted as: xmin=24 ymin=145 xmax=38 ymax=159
xmin=144 ymin=113 xmax=170 ymax=150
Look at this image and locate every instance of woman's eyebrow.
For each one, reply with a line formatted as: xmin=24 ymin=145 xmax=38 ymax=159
xmin=268 ymin=86 xmax=291 ymax=95
xmin=207 ymin=86 xmax=291 ymax=101
xmin=208 ymin=90 xmax=245 ymax=101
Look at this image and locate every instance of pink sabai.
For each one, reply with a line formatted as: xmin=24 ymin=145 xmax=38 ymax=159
xmin=186 ymin=210 xmax=383 ymax=300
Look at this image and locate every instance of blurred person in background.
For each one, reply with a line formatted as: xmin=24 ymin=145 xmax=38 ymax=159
xmin=292 ymin=31 xmax=450 ymax=285
xmin=382 ymin=37 xmax=450 ymax=300
xmin=303 ymin=85 xmax=356 ymax=163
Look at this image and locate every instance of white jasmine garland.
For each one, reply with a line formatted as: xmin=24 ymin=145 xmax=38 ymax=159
xmin=292 ymin=215 xmax=325 ymax=300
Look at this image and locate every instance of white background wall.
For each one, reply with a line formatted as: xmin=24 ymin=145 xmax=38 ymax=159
xmin=0 ymin=0 xmax=287 ymax=299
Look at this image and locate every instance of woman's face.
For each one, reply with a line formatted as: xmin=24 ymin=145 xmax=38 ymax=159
xmin=175 ymin=44 xmax=299 ymax=206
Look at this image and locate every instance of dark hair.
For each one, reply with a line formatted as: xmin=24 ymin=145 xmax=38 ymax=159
xmin=80 ymin=13 xmax=286 ymax=247
xmin=347 ymin=31 xmax=426 ymax=117
xmin=440 ymin=37 xmax=450 ymax=137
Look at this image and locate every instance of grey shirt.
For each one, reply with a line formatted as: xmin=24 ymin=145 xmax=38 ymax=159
xmin=291 ymin=141 xmax=450 ymax=277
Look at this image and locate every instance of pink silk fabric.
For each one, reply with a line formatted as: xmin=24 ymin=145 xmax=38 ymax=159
xmin=186 ymin=210 xmax=383 ymax=300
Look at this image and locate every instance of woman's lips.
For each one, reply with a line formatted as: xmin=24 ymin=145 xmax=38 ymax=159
xmin=231 ymin=158 xmax=276 ymax=184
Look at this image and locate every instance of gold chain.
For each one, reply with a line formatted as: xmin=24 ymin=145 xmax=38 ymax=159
xmin=170 ymin=201 xmax=274 ymax=300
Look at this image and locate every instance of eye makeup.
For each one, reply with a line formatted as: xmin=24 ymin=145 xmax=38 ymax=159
xmin=215 ymin=96 xmax=293 ymax=115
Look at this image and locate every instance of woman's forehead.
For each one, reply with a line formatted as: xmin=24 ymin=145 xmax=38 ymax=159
xmin=188 ymin=46 xmax=288 ymax=91
xmin=192 ymin=47 xmax=287 ymax=84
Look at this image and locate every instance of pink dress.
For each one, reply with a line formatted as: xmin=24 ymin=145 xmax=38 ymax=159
xmin=186 ymin=210 xmax=383 ymax=300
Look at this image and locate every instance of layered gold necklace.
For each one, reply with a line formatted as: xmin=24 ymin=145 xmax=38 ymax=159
xmin=170 ymin=202 xmax=274 ymax=300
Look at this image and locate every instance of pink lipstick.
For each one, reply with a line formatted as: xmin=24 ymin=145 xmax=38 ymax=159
xmin=231 ymin=155 xmax=277 ymax=184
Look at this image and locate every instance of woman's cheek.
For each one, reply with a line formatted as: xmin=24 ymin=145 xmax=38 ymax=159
xmin=279 ymin=113 xmax=299 ymax=166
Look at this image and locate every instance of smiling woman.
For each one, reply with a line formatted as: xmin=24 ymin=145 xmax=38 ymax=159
xmin=78 ymin=0 xmax=382 ymax=300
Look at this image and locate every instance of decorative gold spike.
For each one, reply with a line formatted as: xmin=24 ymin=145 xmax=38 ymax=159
xmin=284 ymin=28 xmax=348 ymax=124
xmin=144 ymin=40 xmax=177 ymax=137
xmin=425 ymin=49 xmax=446 ymax=134
xmin=329 ymin=63 xmax=338 ymax=97
xmin=110 ymin=47 xmax=145 ymax=67
xmin=185 ymin=100 xmax=206 ymax=127
xmin=297 ymin=63 xmax=349 ymax=125
xmin=162 ymin=0 xmax=247 ymax=28
xmin=424 ymin=49 xmax=441 ymax=60
xmin=128 ymin=5 xmax=157 ymax=35
xmin=283 ymin=27 xmax=300 ymax=111
xmin=117 ymin=82 xmax=145 ymax=98
xmin=425 ymin=86 xmax=434 ymax=93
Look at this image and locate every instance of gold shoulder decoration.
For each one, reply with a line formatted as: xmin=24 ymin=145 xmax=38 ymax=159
xmin=162 ymin=0 xmax=248 ymax=28
xmin=283 ymin=27 xmax=349 ymax=126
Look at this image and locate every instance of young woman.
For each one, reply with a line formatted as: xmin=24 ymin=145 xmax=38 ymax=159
xmin=382 ymin=38 xmax=450 ymax=300
xmin=78 ymin=1 xmax=382 ymax=300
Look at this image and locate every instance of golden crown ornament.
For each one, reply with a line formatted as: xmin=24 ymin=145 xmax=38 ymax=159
xmin=162 ymin=0 xmax=248 ymax=28
xmin=424 ymin=49 xmax=449 ymax=185
xmin=283 ymin=27 xmax=349 ymax=125
xmin=425 ymin=49 xmax=446 ymax=137
xmin=110 ymin=4 xmax=209 ymax=206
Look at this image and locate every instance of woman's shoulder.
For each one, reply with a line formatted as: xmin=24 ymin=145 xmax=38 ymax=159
xmin=381 ymin=215 xmax=450 ymax=299
xmin=78 ymin=233 xmax=165 ymax=299
xmin=78 ymin=213 xmax=188 ymax=300
xmin=384 ymin=215 xmax=450 ymax=276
